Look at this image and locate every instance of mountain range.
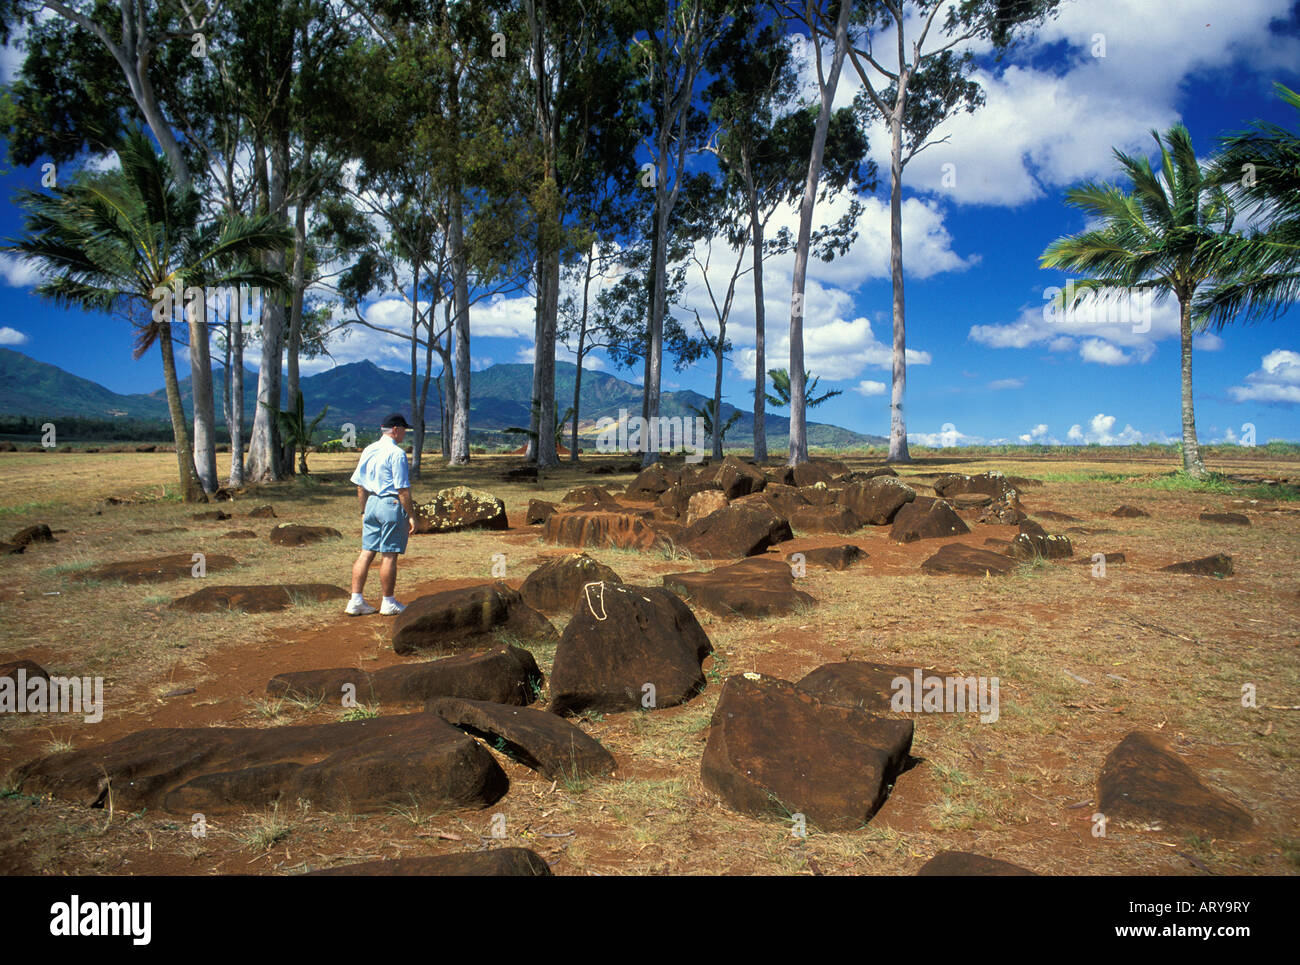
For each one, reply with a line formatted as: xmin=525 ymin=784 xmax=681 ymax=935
xmin=0 ymin=348 xmax=885 ymax=447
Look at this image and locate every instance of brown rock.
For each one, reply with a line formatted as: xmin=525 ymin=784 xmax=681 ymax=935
xmin=414 ymin=487 xmax=508 ymax=534
xmin=797 ymin=660 xmax=942 ymax=715
xmin=1161 ymin=554 xmax=1233 ymax=577
xmin=220 ymin=530 xmax=258 ymax=539
xmin=520 ymin=553 xmax=623 ymax=615
xmin=790 ymin=504 xmax=860 ymax=534
xmin=701 ymin=674 xmax=913 ymax=832
xmin=1096 ymin=731 xmax=1252 ymax=836
xmin=543 ymin=510 xmax=663 ymax=552
xmin=917 ymin=852 xmax=1037 ymax=876
xmin=170 ymin=583 xmax=347 ymax=613
xmin=269 ymin=645 xmax=543 ymax=707
xmin=838 ymin=476 xmax=916 ymax=525
xmin=0 ymin=659 xmax=48 ymax=681
xmin=1004 ymin=532 xmax=1073 ymax=560
xmin=549 ymin=583 xmax=712 ymax=715
xmin=246 ymin=505 xmax=277 ymax=519
xmin=269 ymin=524 xmax=342 ymax=546
xmin=714 ymin=456 xmax=766 ymax=499
xmin=191 ymin=510 xmax=232 ymax=521
xmin=677 ymin=502 xmax=793 ymax=559
xmin=1036 ymin=509 xmax=1081 ymax=522
xmin=9 ymin=524 xmax=55 ymax=547
xmin=1199 ymin=512 xmax=1250 ymax=526
xmin=525 ymin=499 xmax=558 ymax=525
xmin=685 ymin=489 xmax=730 ymax=525
xmin=14 ymin=713 xmax=508 ymax=815
xmin=1112 ymin=505 xmax=1150 ymax=518
xmin=625 ymin=464 xmax=680 ymax=501
xmin=426 ymin=697 xmax=616 ymax=780
xmin=791 ymin=462 xmax=834 ymax=488
xmin=393 ymin=582 xmax=557 ymax=656
xmin=920 ymin=543 xmax=1016 ymax=576
xmin=933 ymin=471 xmax=1017 ymax=500
xmin=949 ymin=492 xmax=992 ymax=510
xmin=787 ymin=544 xmax=867 ymax=570
xmin=76 ymin=553 xmax=238 ymax=584
xmin=757 ymin=483 xmax=808 ymax=517
xmin=562 ymin=485 xmax=619 ymax=506
xmin=890 ymin=499 xmax=969 ymax=543
xmin=663 ymin=557 xmax=814 ymax=618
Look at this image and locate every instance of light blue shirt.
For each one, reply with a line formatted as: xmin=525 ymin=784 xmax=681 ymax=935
xmin=350 ymin=435 xmax=410 ymax=497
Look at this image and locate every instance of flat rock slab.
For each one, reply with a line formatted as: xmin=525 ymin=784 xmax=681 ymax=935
xmin=549 ymin=583 xmax=712 ymax=715
xmin=933 ymin=471 xmax=1016 ymax=500
xmin=949 ymin=493 xmax=992 ymax=510
xmin=305 ymin=849 xmax=551 ymax=876
xmin=171 ymin=583 xmax=347 ymax=613
xmin=414 ymin=487 xmax=508 ymax=534
xmin=269 ymin=524 xmax=342 ymax=546
xmin=520 ymin=553 xmax=623 ymax=615
xmin=787 ymin=545 xmax=866 ymax=570
xmin=920 ymin=543 xmax=1015 ymax=576
xmin=220 ymin=530 xmax=258 ymax=539
xmin=1097 ymin=731 xmax=1252 ymax=837
xmin=1005 ymin=532 xmax=1073 ymax=560
xmin=790 ymin=504 xmax=860 ymax=534
xmin=701 ymin=674 xmax=913 ymax=832
xmin=191 ymin=510 xmax=232 ymax=521
xmin=268 ymin=645 xmax=543 ymax=707
xmin=890 ymin=499 xmax=970 ymax=543
xmin=1112 ymin=505 xmax=1150 ymax=518
xmin=916 ymin=851 xmax=1037 ymax=876
xmin=393 ymin=582 xmax=557 ymax=656
xmin=427 ymin=697 xmax=616 ymax=780
xmin=677 ymin=503 xmax=793 ymax=560
xmin=15 ymin=713 xmax=508 ymax=815
xmin=543 ymin=511 xmax=663 ymax=552
xmin=663 ymin=557 xmax=814 ymax=619
xmin=76 ymin=553 xmax=238 ymax=584
xmin=797 ymin=660 xmax=948 ymax=715
xmin=1161 ymin=553 xmax=1233 ymax=577
xmin=1199 ymin=512 xmax=1250 ymax=526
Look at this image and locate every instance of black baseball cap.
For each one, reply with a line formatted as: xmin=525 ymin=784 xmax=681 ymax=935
xmin=381 ymin=413 xmax=412 ymax=429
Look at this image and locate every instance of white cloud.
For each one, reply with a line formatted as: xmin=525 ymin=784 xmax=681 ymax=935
xmin=1078 ymin=338 xmax=1131 ymax=365
xmin=0 ymin=255 xmax=45 ymax=288
xmin=908 ymin=423 xmax=982 ymax=447
xmin=1228 ymin=349 xmax=1300 ymax=404
xmin=853 ymin=380 xmax=886 ymax=396
xmin=0 ymin=327 xmax=30 ymax=346
xmin=1194 ymin=332 xmax=1224 ymax=351
xmin=987 ymin=377 xmax=1024 ymax=390
xmin=1018 ymin=423 xmax=1059 ymax=444
xmin=1066 ymin=413 xmax=1158 ymax=444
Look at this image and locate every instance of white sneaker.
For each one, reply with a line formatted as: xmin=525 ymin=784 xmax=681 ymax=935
xmin=380 ymin=599 xmax=406 ymax=615
xmin=345 ymin=599 xmax=377 ymax=616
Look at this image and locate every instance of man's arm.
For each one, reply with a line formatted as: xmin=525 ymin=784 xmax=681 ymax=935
xmin=399 ymin=487 xmax=415 ymax=533
xmin=357 ymin=485 xmax=368 ymax=515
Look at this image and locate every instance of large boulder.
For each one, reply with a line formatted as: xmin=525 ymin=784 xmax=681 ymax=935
xmin=701 ymin=673 xmax=913 ymax=831
xmin=625 ymin=464 xmax=680 ymax=501
xmin=663 ymin=557 xmax=814 ymax=618
xmin=677 ymin=502 xmax=793 ymax=559
xmin=306 ymin=849 xmax=552 ymax=876
xmin=76 ymin=553 xmax=238 ymax=584
xmin=889 ymin=499 xmax=969 ymax=543
xmin=933 ymin=471 xmax=1017 ymax=501
xmin=415 ymin=487 xmax=508 ymax=534
xmin=269 ymin=524 xmax=342 ymax=546
xmin=525 ymin=499 xmax=558 ymax=525
xmin=392 ymin=582 xmax=557 ymax=656
xmin=543 ymin=510 xmax=662 ymax=552
xmin=714 ymin=456 xmax=766 ymax=499
xmin=268 ymin=645 xmax=542 ymax=707
xmin=685 ymin=489 xmax=730 ymax=525
xmin=755 ymin=484 xmax=807 ymax=518
xmin=838 ymin=476 xmax=916 ymax=525
xmin=427 ymin=697 xmax=617 ymax=780
xmin=14 ymin=714 xmax=508 ymax=815
xmin=1096 ymin=731 xmax=1252 ymax=837
xmin=790 ymin=462 xmax=835 ymax=488
xmin=789 ymin=504 xmax=860 ymax=534
xmin=520 ymin=553 xmax=623 ymax=615
xmin=549 ymin=583 xmax=712 ymax=715
xmin=171 ymin=583 xmax=347 ymax=613
xmin=920 ymin=543 xmax=1015 ymax=576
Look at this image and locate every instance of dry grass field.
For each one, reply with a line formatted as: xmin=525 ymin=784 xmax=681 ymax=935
xmin=0 ymin=447 xmax=1296 ymax=876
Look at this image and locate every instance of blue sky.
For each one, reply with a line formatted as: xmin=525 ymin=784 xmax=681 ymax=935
xmin=1 ymin=0 xmax=1298 ymax=445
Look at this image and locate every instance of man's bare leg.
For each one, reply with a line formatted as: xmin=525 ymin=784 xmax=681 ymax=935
xmin=352 ymin=550 xmax=376 ymax=594
xmin=379 ymin=553 xmax=398 ymax=598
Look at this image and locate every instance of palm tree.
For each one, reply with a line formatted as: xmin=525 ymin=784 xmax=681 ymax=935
xmin=4 ymin=127 xmax=289 ymax=500
xmin=1201 ymin=83 xmax=1300 ymax=326
xmin=1040 ymin=125 xmax=1233 ymax=479
xmin=505 ymin=404 xmax=575 ymax=455
xmin=764 ymin=367 xmax=843 ymax=410
xmin=688 ymin=398 xmax=742 ymax=452
xmin=262 ymin=390 xmax=329 ymax=475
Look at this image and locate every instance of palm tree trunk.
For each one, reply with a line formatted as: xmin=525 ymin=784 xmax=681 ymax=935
xmin=159 ymin=323 xmax=206 ymax=502
xmin=1179 ymin=295 xmax=1206 ymax=477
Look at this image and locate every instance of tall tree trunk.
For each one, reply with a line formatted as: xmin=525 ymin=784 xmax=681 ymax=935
xmin=788 ymin=0 xmax=852 ymax=466
xmin=886 ymin=102 xmax=911 ymax=463
xmin=409 ymin=261 xmax=421 ymax=477
xmin=159 ymin=323 xmax=206 ymax=502
xmin=188 ymin=294 xmax=218 ymax=493
xmin=246 ymin=135 xmax=289 ymax=483
xmin=743 ymin=151 xmax=767 ymax=463
xmin=712 ymin=324 xmax=725 ymax=460
xmin=415 ymin=307 xmax=436 ymax=478
xmin=571 ymin=242 xmax=594 ymax=463
xmin=537 ymin=246 xmax=560 ymax=467
xmin=228 ymin=295 xmax=245 ymax=487
xmin=527 ymin=250 xmax=543 ymax=463
xmin=644 ymin=158 xmax=670 ymax=467
xmin=1179 ymin=295 xmax=1206 ymax=478
xmin=282 ymin=197 xmax=308 ymax=476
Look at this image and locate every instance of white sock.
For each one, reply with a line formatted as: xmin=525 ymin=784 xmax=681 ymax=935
xmin=382 ymin=596 xmax=398 ymax=606
xmin=350 ymin=593 xmax=365 ymax=606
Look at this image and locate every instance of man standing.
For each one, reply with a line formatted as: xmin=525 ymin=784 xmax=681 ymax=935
xmin=347 ymin=414 xmax=416 ymax=615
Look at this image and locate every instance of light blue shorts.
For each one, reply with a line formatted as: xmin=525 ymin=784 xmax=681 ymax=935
xmin=362 ymin=495 xmax=409 ymax=554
